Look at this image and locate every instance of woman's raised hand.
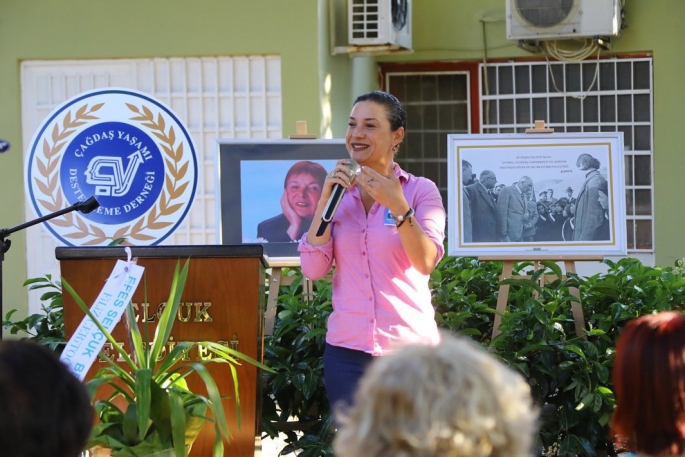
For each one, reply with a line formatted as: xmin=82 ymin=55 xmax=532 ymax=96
xmin=357 ymin=166 xmax=406 ymax=215
xmin=323 ymin=159 xmax=357 ymax=198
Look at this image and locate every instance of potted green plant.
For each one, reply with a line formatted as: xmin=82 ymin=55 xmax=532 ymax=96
xmin=2 ymin=274 xmax=65 ymax=351
xmin=63 ymin=259 xmax=271 ymax=457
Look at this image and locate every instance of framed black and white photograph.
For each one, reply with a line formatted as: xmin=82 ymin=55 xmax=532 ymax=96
xmin=447 ymin=133 xmax=626 ymax=257
xmin=216 ymin=139 xmax=348 ymax=262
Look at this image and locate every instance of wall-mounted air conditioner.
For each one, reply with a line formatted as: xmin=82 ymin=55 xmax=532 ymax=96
xmin=348 ymin=0 xmax=411 ymax=50
xmin=506 ymin=0 xmax=622 ymax=41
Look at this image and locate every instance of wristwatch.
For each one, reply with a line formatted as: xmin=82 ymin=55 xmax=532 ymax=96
xmin=395 ymin=207 xmax=414 ymax=228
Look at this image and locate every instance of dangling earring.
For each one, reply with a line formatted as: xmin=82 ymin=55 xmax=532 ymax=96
xmin=392 ymin=143 xmax=400 ymax=154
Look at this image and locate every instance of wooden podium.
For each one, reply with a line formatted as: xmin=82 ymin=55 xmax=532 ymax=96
xmin=57 ymin=245 xmax=268 ymax=457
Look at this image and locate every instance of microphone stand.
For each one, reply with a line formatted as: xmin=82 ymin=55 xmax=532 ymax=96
xmin=0 ymin=196 xmax=100 ymax=340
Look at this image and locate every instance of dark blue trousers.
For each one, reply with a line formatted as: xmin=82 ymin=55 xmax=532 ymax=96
xmin=323 ymin=343 xmax=374 ymax=412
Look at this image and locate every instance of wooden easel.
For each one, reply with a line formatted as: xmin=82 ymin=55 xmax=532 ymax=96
xmin=481 ymin=255 xmax=602 ymax=341
xmin=265 ymin=258 xmax=316 ymax=335
xmin=264 ymin=121 xmax=318 ymax=335
xmin=485 ymin=121 xmax=596 ymax=341
xmin=525 ymin=119 xmax=555 ymax=134
xmin=289 ymin=120 xmax=317 ymax=139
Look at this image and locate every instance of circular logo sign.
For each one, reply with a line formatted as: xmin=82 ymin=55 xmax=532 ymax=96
xmin=25 ymin=89 xmax=198 ymax=246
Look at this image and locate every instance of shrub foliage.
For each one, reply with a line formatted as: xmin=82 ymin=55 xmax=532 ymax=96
xmin=261 ymin=257 xmax=685 ymax=456
xmin=9 ymin=257 xmax=685 ymax=456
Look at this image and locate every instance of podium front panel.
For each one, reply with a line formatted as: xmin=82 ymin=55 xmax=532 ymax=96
xmin=58 ymin=245 xmax=267 ymax=457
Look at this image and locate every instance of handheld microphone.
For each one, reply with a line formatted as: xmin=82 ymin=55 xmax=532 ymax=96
xmin=315 ymin=160 xmax=359 ymax=236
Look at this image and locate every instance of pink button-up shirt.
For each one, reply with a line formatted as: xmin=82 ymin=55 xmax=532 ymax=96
xmin=298 ymin=164 xmax=446 ymax=356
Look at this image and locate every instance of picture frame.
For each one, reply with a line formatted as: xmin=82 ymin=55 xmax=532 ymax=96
xmin=216 ymin=139 xmax=348 ymax=263
xmin=447 ymin=132 xmax=626 ymax=257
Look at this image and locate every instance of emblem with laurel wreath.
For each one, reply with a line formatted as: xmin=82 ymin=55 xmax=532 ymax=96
xmin=35 ymin=102 xmax=190 ymax=245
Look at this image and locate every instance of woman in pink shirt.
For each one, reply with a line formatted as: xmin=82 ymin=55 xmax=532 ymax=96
xmin=298 ymin=91 xmax=446 ymax=411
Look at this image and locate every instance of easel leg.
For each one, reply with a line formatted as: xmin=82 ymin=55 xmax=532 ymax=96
xmin=533 ymin=260 xmax=542 ymax=299
xmin=303 ymin=277 xmax=314 ymax=303
xmin=265 ymin=267 xmax=282 ymax=336
xmin=492 ymin=261 xmax=514 ymax=340
xmin=565 ymin=260 xmax=587 ymax=340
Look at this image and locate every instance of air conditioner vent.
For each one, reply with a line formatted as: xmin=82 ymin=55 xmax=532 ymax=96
xmin=506 ymin=0 xmax=622 ymax=41
xmin=516 ymin=0 xmax=576 ymax=29
xmin=348 ymin=0 xmax=412 ymax=50
xmin=351 ymin=0 xmax=380 ymax=40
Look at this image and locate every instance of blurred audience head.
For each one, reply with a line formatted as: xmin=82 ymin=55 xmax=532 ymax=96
xmin=0 ymin=340 xmax=93 ymax=457
xmin=612 ymin=311 xmax=685 ymax=456
xmin=334 ymin=333 xmax=538 ymax=457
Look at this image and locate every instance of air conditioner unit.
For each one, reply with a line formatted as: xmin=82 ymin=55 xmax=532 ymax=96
xmin=506 ymin=0 xmax=622 ymax=41
xmin=348 ymin=0 xmax=412 ymax=50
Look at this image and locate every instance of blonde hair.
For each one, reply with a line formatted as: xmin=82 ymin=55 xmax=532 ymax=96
xmin=333 ymin=334 xmax=537 ymax=457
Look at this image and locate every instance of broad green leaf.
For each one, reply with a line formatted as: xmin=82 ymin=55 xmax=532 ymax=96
xmin=169 ymin=390 xmax=186 ymax=457
xmin=23 ymin=276 xmax=50 ymax=286
xmin=149 ymin=380 xmax=173 ymax=445
xmin=594 ymin=363 xmax=609 ymax=383
xmin=135 ymin=368 xmax=152 ymax=441
xmin=540 ymin=260 xmax=563 ymax=279
xmin=187 ymin=362 xmax=232 ymax=442
xmin=598 ymin=412 xmax=612 ymax=426
xmin=563 ymin=379 xmax=579 ymax=392
xmin=211 ymin=421 xmax=225 ymax=457
xmin=517 ymin=343 xmax=551 ymax=355
xmin=122 ymin=403 xmax=138 ymax=445
xmin=500 ymin=278 xmax=543 ymax=294
xmin=93 ymin=352 xmax=136 ymax=387
xmin=558 ymin=360 xmax=575 ymax=370
xmin=301 ymin=373 xmax=319 ymax=400
xmin=563 ymin=344 xmax=587 ymax=361
xmin=202 ymin=341 xmax=273 ymax=372
xmin=576 ymin=392 xmax=594 ymax=411
xmin=513 ymin=362 xmax=530 ymax=377
xmin=277 ymin=309 xmax=293 ymax=320
xmin=592 ymin=392 xmax=603 ymax=412
xmin=571 ymin=435 xmax=595 ymax=456
xmin=150 ymin=259 xmax=190 ymax=366
xmin=533 ymin=307 xmax=548 ymax=325
xmin=155 ymin=344 xmax=195 ymax=385
xmin=597 ymin=386 xmax=614 ymax=397
xmin=39 ymin=291 xmax=61 ymax=300
xmin=125 ymin=302 xmax=146 ymax=370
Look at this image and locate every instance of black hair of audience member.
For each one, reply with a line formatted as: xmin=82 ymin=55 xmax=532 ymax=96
xmin=0 ymin=340 xmax=93 ymax=457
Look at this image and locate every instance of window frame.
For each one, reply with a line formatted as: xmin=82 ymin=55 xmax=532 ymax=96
xmin=379 ymin=53 xmax=654 ymax=254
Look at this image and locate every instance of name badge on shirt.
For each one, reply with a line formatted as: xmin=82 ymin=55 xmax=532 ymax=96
xmin=384 ymin=207 xmax=396 ymax=226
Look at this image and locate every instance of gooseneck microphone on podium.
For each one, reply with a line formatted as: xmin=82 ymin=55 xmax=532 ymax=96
xmin=315 ymin=161 xmax=359 ymax=237
xmin=0 ymin=196 xmax=100 ymax=339
xmin=0 ymin=197 xmax=101 ymax=242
